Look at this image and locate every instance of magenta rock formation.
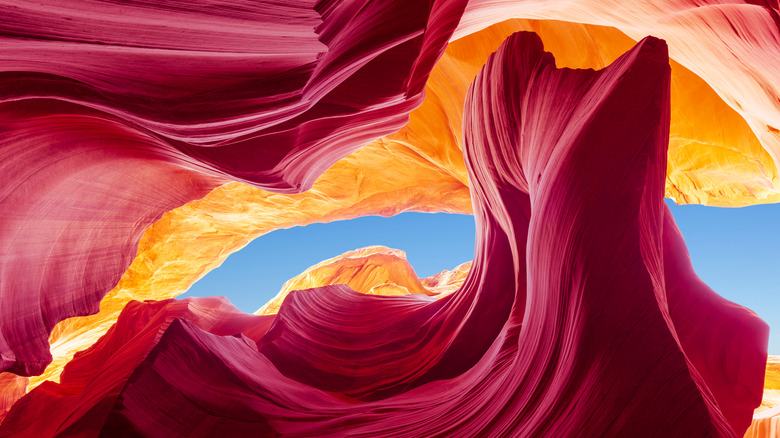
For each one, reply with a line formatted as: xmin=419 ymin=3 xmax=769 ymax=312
xmin=456 ymin=1 xmax=780 ymax=201
xmin=0 ymin=32 xmax=768 ymax=437
xmin=0 ymin=0 xmax=467 ymax=376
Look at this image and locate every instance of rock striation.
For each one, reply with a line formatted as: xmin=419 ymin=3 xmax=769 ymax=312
xmin=0 ymin=31 xmax=768 ymax=437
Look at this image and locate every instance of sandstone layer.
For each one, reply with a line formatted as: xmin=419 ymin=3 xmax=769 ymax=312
xmin=22 ymin=17 xmax=778 ymax=397
xmin=0 ymin=1 xmax=777 ymax=436
xmin=0 ymin=32 xmax=768 ymax=437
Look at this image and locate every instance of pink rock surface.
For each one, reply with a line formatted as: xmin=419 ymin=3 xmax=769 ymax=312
xmin=0 ymin=297 xmax=272 ymax=437
xmin=0 ymin=32 xmax=766 ymax=437
xmin=0 ymin=0 xmax=466 ymax=376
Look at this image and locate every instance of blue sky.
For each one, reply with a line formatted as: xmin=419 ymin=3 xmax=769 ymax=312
xmin=665 ymin=199 xmax=780 ymax=354
xmin=181 ymin=213 xmax=476 ymax=313
xmin=182 ymin=202 xmax=779 ymax=354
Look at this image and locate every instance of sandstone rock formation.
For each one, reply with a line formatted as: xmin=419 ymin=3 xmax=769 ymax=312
xmin=255 ymin=246 xmax=465 ymax=315
xmin=0 ymin=31 xmax=768 ymax=437
xmin=1 ymin=1 xmax=777 ymax=436
xmin=23 ymin=17 xmax=778 ymax=398
xmin=0 ymin=0 xmax=467 ymax=378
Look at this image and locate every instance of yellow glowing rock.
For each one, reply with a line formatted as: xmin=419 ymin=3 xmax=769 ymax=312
xmin=0 ymin=374 xmax=27 ymax=422
xmin=421 ymin=261 xmax=472 ymax=296
xmin=745 ymin=355 xmax=780 ymax=438
xmin=22 ymin=19 xmax=777 ymax=396
xmin=255 ymin=246 xmax=467 ymax=315
xmin=758 ymin=355 xmax=780 ymax=412
xmin=745 ymin=406 xmax=780 ymax=438
xmin=366 ymin=284 xmax=412 ymax=296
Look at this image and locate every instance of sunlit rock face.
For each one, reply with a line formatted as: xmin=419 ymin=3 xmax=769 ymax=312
xmin=420 ymin=260 xmax=472 ymax=296
xmin=0 ymin=31 xmax=768 ymax=437
xmin=746 ymin=408 xmax=780 ymax=438
xmin=746 ymin=356 xmax=780 ymax=437
xmin=0 ymin=375 xmax=26 ymax=424
xmin=256 ymin=246 xmax=466 ymax=315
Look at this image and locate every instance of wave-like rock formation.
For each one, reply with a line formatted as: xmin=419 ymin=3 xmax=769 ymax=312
xmin=458 ymin=1 xmax=780 ymax=204
xmin=0 ymin=297 xmax=274 ymax=437
xmin=21 ymin=17 xmax=776 ymax=398
xmin=0 ymin=32 xmax=768 ymax=437
xmin=0 ymin=0 xmax=468 ymax=377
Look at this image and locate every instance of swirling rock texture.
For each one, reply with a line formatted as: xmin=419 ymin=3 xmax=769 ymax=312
xmin=21 ymin=17 xmax=778 ymax=399
xmin=0 ymin=0 xmax=468 ymax=378
xmin=0 ymin=27 xmax=771 ymax=437
xmin=0 ymin=297 xmax=274 ymax=437
xmin=457 ymin=0 xmax=780 ymax=204
xmin=0 ymin=0 xmax=778 ymax=437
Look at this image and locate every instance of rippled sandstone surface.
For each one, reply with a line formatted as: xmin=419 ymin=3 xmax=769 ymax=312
xmin=0 ymin=28 xmax=770 ymax=436
xmin=23 ymin=17 xmax=779 ymax=397
xmin=1 ymin=0 xmax=778 ymax=436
